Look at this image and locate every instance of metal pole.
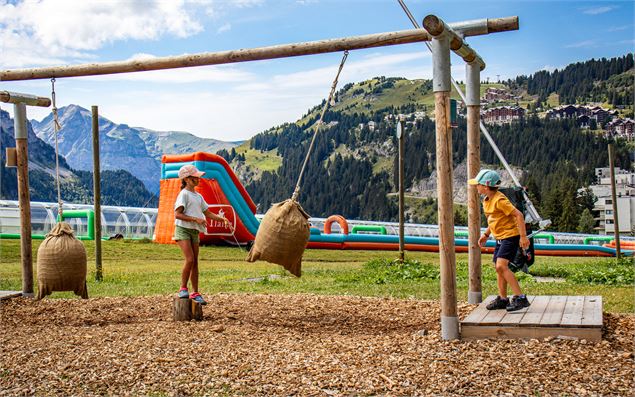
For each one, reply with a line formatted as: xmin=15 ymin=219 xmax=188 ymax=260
xmin=397 ymin=120 xmax=406 ymax=262
xmin=431 ymin=32 xmax=459 ymax=340
xmin=608 ymin=144 xmax=621 ymax=259
xmin=14 ymin=103 xmax=33 ymax=297
xmin=0 ymin=18 xmax=518 ymax=81
xmin=466 ymin=61 xmax=482 ymax=304
xmin=92 ymin=106 xmax=103 ymax=281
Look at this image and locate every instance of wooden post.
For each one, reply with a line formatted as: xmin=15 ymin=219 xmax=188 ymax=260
xmin=608 ymin=144 xmax=621 ymax=259
xmin=14 ymin=103 xmax=34 ymax=297
xmin=397 ymin=120 xmax=406 ymax=262
xmin=466 ymin=62 xmax=482 ymax=304
xmin=431 ymin=33 xmax=458 ymax=340
xmin=92 ymin=106 xmax=103 ymax=281
xmin=435 ymin=91 xmax=458 ymax=339
xmin=173 ymin=298 xmax=203 ymax=321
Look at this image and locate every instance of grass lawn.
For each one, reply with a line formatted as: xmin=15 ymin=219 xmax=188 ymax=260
xmin=0 ymin=239 xmax=632 ymax=312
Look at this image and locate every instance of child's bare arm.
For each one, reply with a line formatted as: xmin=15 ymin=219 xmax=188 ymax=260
xmin=478 ymin=227 xmax=491 ymax=247
xmin=514 ymin=209 xmax=530 ymax=249
xmin=175 ymin=207 xmax=206 ymax=225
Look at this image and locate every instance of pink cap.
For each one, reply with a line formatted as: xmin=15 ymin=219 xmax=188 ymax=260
xmin=178 ymin=165 xmax=205 ymax=179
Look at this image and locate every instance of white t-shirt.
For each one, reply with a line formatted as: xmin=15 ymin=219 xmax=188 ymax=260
xmin=174 ymin=189 xmax=209 ymax=233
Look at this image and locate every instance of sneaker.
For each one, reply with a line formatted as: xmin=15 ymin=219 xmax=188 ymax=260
xmin=190 ymin=292 xmax=207 ymax=305
xmin=506 ymin=295 xmax=531 ymax=312
xmin=486 ymin=296 xmax=509 ymax=310
xmin=177 ymin=288 xmax=189 ymax=299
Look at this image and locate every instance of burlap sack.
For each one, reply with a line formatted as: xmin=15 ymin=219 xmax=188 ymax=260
xmin=37 ymin=222 xmax=88 ymax=300
xmin=246 ymin=199 xmax=310 ymax=277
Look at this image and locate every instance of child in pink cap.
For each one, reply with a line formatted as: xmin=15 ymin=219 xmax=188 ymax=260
xmin=174 ymin=164 xmax=229 ymax=305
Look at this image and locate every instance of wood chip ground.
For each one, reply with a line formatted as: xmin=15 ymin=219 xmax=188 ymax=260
xmin=1 ymin=294 xmax=633 ymax=396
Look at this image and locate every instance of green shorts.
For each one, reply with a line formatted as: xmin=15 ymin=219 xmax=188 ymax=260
xmin=174 ymin=225 xmax=200 ymax=244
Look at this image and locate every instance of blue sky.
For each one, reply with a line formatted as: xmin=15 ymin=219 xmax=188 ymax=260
xmin=1 ymin=0 xmax=633 ymax=141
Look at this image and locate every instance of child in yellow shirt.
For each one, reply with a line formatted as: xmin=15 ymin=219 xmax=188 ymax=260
xmin=468 ymin=169 xmax=531 ymax=312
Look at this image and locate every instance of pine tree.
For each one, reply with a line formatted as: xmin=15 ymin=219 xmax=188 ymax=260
xmin=577 ymin=209 xmax=596 ymax=234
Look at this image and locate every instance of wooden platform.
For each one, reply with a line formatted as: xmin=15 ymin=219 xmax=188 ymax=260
xmin=0 ymin=291 xmax=22 ymax=301
xmin=461 ymin=295 xmax=603 ymax=341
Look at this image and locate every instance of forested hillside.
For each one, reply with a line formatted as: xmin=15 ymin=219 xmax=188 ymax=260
xmin=242 ymin=104 xmax=631 ymax=233
xmin=510 ymin=54 xmax=633 ymax=107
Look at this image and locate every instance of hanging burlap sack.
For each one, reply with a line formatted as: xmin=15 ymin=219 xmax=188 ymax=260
xmin=37 ymin=222 xmax=88 ymax=300
xmin=246 ymin=199 xmax=310 ymax=277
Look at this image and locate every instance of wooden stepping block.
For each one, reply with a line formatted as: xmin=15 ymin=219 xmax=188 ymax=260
xmin=172 ymin=297 xmax=203 ymax=321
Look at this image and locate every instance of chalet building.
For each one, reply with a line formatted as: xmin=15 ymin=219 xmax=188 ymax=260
xmin=577 ymin=115 xmax=591 ymax=129
xmin=481 ymin=106 xmax=525 ymax=125
xmin=482 ymin=87 xmax=518 ymax=102
xmin=546 ymin=104 xmax=586 ymax=119
xmin=605 ymin=118 xmax=635 ymax=141
xmin=546 ymin=105 xmax=617 ymax=126
xmin=589 ymin=168 xmax=635 ymax=235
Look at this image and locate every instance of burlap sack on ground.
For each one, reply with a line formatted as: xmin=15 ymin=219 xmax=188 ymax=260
xmin=37 ymin=222 xmax=88 ymax=300
xmin=246 ymin=199 xmax=310 ymax=277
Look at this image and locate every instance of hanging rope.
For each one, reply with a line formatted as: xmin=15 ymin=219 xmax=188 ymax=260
xmin=51 ymin=78 xmax=64 ymax=218
xmin=291 ymin=50 xmax=349 ymax=202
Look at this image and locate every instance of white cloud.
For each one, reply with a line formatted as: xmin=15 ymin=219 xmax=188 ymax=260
xmin=565 ymin=40 xmax=597 ymax=48
xmin=608 ymin=24 xmax=632 ymax=32
xmin=0 ymin=0 xmax=208 ymax=68
xmin=217 ymin=23 xmax=232 ymax=33
xmin=581 ymin=5 xmax=615 ymax=15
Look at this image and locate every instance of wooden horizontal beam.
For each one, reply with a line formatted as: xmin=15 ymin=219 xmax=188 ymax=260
xmin=0 ymin=17 xmax=518 ymax=81
xmin=0 ymin=91 xmax=51 ymax=107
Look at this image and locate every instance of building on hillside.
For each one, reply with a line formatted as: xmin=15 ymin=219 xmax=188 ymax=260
xmin=588 ymin=167 xmax=635 ymax=235
xmin=481 ymin=106 xmax=525 ymax=125
xmin=577 ymin=115 xmax=591 ymax=129
xmin=546 ymin=104 xmax=618 ymax=127
xmin=605 ymin=118 xmax=635 ymax=141
xmin=482 ymin=87 xmax=518 ymax=102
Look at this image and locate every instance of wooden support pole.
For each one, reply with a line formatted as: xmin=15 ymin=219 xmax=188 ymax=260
xmin=608 ymin=143 xmax=621 ymax=259
xmin=14 ymin=103 xmax=34 ymax=297
xmin=466 ymin=61 xmax=482 ymax=304
xmin=92 ymin=106 xmax=103 ymax=281
xmin=431 ymin=32 xmax=458 ymax=340
xmin=0 ymin=91 xmax=51 ymax=107
xmin=467 ymin=105 xmax=482 ymax=303
xmin=397 ymin=120 xmax=406 ymax=262
xmin=173 ymin=298 xmax=203 ymax=321
xmin=435 ymin=91 xmax=458 ymax=337
xmin=0 ymin=17 xmax=519 ymax=81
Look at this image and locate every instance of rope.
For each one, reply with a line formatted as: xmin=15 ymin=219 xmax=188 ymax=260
xmin=291 ymin=50 xmax=349 ymax=202
xmin=51 ymin=78 xmax=64 ymax=218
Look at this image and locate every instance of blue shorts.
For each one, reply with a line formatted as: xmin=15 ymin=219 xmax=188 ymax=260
xmin=493 ymin=235 xmax=520 ymax=263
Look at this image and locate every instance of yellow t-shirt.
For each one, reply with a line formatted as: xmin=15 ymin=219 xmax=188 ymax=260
xmin=483 ymin=191 xmax=520 ymax=240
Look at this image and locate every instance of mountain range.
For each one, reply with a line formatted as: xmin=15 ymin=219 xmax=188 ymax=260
xmin=32 ymin=105 xmax=238 ymax=193
xmin=0 ymin=109 xmax=160 ymax=207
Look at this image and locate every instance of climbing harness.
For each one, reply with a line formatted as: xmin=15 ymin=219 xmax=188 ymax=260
xmin=291 ymin=50 xmax=349 ymax=202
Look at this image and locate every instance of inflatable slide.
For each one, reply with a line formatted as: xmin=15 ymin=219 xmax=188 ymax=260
xmin=154 ymin=152 xmax=631 ymax=257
